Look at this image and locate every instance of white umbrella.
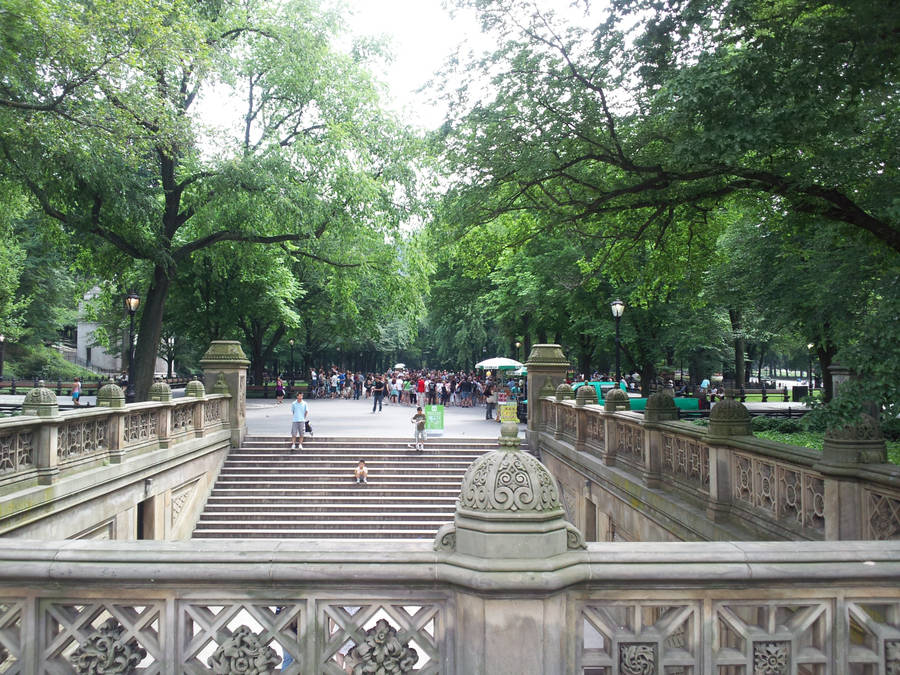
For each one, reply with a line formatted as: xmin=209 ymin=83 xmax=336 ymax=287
xmin=475 ymin=357 xmax=523 ymax=370
xmin=393 ymin=363 xmax=406 ymax=369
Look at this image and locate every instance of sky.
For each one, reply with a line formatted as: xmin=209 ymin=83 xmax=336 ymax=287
xmin=343 ymin=0 xmax=483 ymax=130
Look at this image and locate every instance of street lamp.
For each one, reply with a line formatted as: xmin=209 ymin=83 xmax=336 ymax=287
xmin=0 ymin=333 xmax=5 ymax=379
xmin=807 ymin=342 xmax=815 ymax=391
xmin=515 ymin=341 xmax=521 ymax=361
xmin=166 ymin=336 xmax=175 ymax=378
xmin=611 ymin=299 xmax=625 ymax=382
xmin=289 ymin=339 xmax=295 ymax=387
xmin=124 ymin=292 xmax=140 ymax=403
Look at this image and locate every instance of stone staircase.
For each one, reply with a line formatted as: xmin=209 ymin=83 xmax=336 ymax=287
xmin=192 ymin=436 xmax=496 ymax=539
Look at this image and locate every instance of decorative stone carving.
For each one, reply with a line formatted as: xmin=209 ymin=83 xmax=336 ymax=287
xmin=886 ymin=639 xmax=900 ymax=675
xmin=556 ymin=382 xmax=574 ymax=401
xmin=619 ymin=642 xmax=656 ymax=675
xmin=185 ymin=377 xmax=206 ymax=398
xmin=566 ymin=522 xmax=586 ymax=550
xmin=525 ymin=343 xmax=569 ymax=369
xmin=0 ymin=429 xmax=34 ymax=474
xmin=459 ymin=447 xmax=561 ymax=513
xmin=70 ymin=618 xmax=147 ymax=674
xmin=22 ymin=381 xmax=59 ymax=417
xmin=97 ymin=379 xmax=125 ymax=408
xmin=706 ymin=394 xmax=751 ymax=438
xmin=538 ymin=379 xmax=556 ymax=399
xmin=148 ymin=379 xmax=172 ymax=402
xmin=198 ymin=340 xmax=251 ymax=366
xmin=645 ymin=391 xmax=678 ymax=422
xmin=866 ymin=489 xmax=900 ymax=540
xmin=753 ymin=640 xmax=789 ymax=674
xmin=348 ymin=618 xmax=418 ymax=675
xmin=575 ymin=384 xmax=598 ymax=407
xmin=822 ymin=413 xmax=887 ymax=464
xmin=604 ymin=388 xmax=629 ymax=412
xmin=213 ymin=372 xmax=231 ymax=395
xmin=207 ymin=625 xmax=280 ymax=674
xmin=433 ymin=523 xmax=456 ymax=552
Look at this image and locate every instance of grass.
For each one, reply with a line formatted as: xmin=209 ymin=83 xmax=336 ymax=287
xmin=754 ymin=430 xmax=900 ymax=466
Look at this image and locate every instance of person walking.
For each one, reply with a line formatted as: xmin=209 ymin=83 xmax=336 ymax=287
xmin=410 ymin=406 xmax=426 ymax=451
xmin=71 ymin=378 xmax=82 ymax=407
xmin=372 ymin=375 xmax=386 ymax=412
xmin=290 ymin=391 xmax=308 ymax=451
xmin=275 ymin=376 xmax=285 ymax=404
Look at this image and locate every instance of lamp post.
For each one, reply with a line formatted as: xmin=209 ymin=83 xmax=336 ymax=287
xmin=166 ymin=336 xmax=175 ymax=378
xmin=515 ymin=341 xmax=521 ymax=362
xmin=289 ymin=339 xmax=295 ymax=387
xmin=611 ymin=299 xmax=625 ymax=382
xmin=124 ymin=292 xmax=140 ymax=403
xmin=0 ymin=333 xmax=5 ymax=379
xmin=807 ymin=342 xmax=815 ymax=391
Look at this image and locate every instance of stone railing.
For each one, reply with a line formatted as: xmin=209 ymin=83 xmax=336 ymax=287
xmin=533 ymin=395 xmax=900 ymax=542
xmin=0 ymin=392 xmax=230 ymax=493
xmin=0 ymin=538 xmax=898 ymax=674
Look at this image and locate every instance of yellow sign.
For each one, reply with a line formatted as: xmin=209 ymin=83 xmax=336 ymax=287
xmin=499 ymin=402 xmax=519 ymax=422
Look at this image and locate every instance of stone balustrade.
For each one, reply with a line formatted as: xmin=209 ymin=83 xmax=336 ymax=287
xmin=0 ymin=538 xmax=898 ymax=673
xmin=527 ymin=344 xmax=900 ymax=543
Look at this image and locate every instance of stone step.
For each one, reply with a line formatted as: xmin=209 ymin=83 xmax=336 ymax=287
xmin=195 ymin=514 xmax=451 ymax=525
xmin=201 ymin=505 xmax=454 ymax=515
xmin=192 ymin=529 xmax=437 ymax=539
xmin=208 ymin=487 xmax=462 ymax=497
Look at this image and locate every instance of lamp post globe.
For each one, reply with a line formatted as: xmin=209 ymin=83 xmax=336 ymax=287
xmin=0 ymin=333 xmax=5 ymax=379
xmin=124 ymin=292 xmax=140 ymax=403
xmin=515 ymin=341 xmax=521 ymax=361
xmin=610 ymin=299 xmax=625 ymax=382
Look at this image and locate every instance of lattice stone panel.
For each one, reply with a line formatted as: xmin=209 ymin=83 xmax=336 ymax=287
xmin=615 ymin=422 xmax=645 ymax=466
xmin=0 ymin=601 xmax=23 ymax=674
xmin=123 ymin=412 xmax=158 ymax=446
xmin=561 ymin=407 xmax=577 ymax=439
xmin=171 ymin=404 xmax=194 ymax=434
xmin=319 ymin=601 xmax=443 ymax=675
xmin=587 ymin=415 xmax=605 ymax=448
xmin=732 ymin=452 xmax=825 ymax=532
xmin=58 ymin=419 xmax=107 ymax=462
xmin=179 ymin=600 xmax=304 ymax=674
xmin=847 ymin=599 xmax=900 ymax=673
xmin=41 ymin=600 xmax=164 ymax=673
xmin=865 ymin=488 xmax=900 ymax=540
xmin=662 ymin=434 xmax=710 ymax=490
xmin=580 ymin=601 xmax=699 ymax=673
xmin=203 ymin=399 xmax=224 ymax=425
xmin=712 ymin=600 xmax=831 ymax=673
xmin=542 ymin=400 xmax=556 ymax=432
xmin=0 ymin=429 xmax=34 ymax=475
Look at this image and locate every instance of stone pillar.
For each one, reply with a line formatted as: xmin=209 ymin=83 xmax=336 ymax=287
xmin=525 ymin=345 xmax=569 ymax=451
xmin=22 ymin=382 xmax=61 ymax=485
xmin=199 ymin=341 xmax=249 ymax=447
xmin=96 ymin=380 xmax=125 ymax=461
xmin=819 ymin=413 xmax=888 ymax=540
xmin=704 ymin=395 xmax=752 ymax=521
xmin=435 ymin=422 xmax=584 ymax=675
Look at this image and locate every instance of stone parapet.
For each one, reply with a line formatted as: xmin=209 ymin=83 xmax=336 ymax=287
xmin=0 ymin=539 xmax=897 ymax=674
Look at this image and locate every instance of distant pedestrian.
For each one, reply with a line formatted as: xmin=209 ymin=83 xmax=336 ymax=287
xmin=71 ymin=378 xmax=81 ymax=407
xmin=355 ymin=460 xmax=368 ymax=484
xmin=290 ymin=392 xmax=308 ymax=451
xmin=410 ymin=406 xmax=426 ymax=451
xmin=275 ymin=376 xmax=285 ymax=404
xmin=372 ymin=376 xmax=386 ymax=412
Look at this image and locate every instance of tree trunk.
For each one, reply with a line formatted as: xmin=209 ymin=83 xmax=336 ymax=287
xmin=133 ymin=265 xmax=171 ymax=401
xmin=640 ymin=361 xmax=656 ymax=398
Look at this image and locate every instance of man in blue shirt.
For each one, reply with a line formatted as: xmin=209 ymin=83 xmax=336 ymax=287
xmin=290 ymin=391 xmax=309 ymax=451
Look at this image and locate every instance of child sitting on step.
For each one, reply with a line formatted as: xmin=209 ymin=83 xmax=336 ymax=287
xmin=354 ymin=460 xmax=368 ymax=484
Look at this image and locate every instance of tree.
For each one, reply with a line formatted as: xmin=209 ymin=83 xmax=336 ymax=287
xmin=0 ymin=0 xmax=423 ymax=398
xmin=441 ymin=0 xmax=900 ymax=255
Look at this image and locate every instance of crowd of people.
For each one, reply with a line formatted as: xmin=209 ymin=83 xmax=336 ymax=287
xmin=302 ymin=367 xmax=526 ymax=413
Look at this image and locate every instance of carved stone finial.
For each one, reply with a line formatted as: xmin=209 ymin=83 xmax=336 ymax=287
xmin=645 ymin=391 xmax=678 ymax=422
xmin=70 ymin=618 xmax=146 ymax=675
xmin=97 ymin=378 xmax=126 ymax=409
xmin=538 ymin=379 xmax=556 ymax=399
xmin=348 ymin=619 xmax=418 ymax=675
xmin=604 ymin=388 xmax=630 ymax=412
xmin=22 ymin=381 xmax=59 ymax=417
xmin=207 ymin=625 xmax=280 ymax=674
xmin=148 ymin=379 xmax=173 ymax=402
xmin=706 ymin=397 xmax=751 ymax=438
xmin=555 ymin=382 xmax=574 ymax=401
xmin=822 ymin=413 xmax=887 ymax=464
xmin=185 ymin=377 xmax=206 ymax=398
xmin=575 ymin=384 xmax=598 ymax=407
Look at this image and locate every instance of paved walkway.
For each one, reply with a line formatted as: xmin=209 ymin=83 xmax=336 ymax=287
xmin=246 ymin=396 xmax=511 ymax=439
